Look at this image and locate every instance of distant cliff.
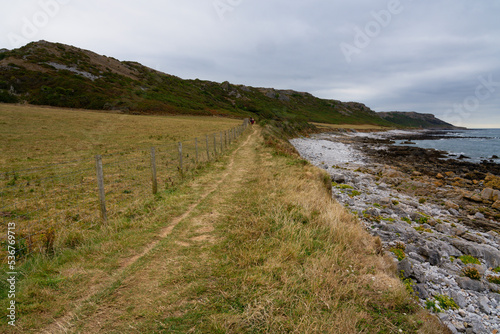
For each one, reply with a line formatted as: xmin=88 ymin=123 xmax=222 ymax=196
xmin=377 ymin=111 xmax=463 ymax=129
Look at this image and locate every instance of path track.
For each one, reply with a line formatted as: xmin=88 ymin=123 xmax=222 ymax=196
xmin=42 ymin=127 xmax=258 ymax=333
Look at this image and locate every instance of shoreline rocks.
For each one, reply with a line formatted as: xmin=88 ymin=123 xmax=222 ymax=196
xmin=291 ymin=133 xmax=500 ymax=334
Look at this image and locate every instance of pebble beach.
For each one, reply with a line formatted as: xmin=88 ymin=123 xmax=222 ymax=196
xmin=291 ymin=131 xmax=500 ymax=334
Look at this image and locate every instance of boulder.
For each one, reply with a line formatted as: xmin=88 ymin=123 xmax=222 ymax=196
xmin=397 ymin=258 xmax=413 ymax=278
xmin=383 ymin=168 xmax=403 ymax=178
xmin=474 ymin=212 xmax=485 ymax=219
xmin=471 ymin=194 xmax=483 ymax=202
xmin=478 ymin=296 xmax=491 ymax=315
xmin=413 ymin=284 xmax=429 ymax=299
xmin=436 ymin=173 xmax=444 ymax=179
xmin=428 ymin=250 xmax=442 ymax=266
xmin=481 ymin=188 xmax=495 ymax=201
xmin=450 ymin=290 xmax=468 ymax=309
xmin=332 ymin=173 xmax=346 ymax=183
xmin=493 ymin=200 xmax=500 ymax=210
xmin=456 ymin=277 xmax=486 ymax=292
xmin=444 ymin=200 xmax=460 ymax=210
xmin=493 ymin=189 xmax=500 ymax=201
xmin=450 ymin=240 xmax=500 ymax=268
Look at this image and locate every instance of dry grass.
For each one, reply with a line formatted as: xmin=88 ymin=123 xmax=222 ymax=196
xmin=0 ymin=103 xmax=242 ymax=258
xmin=0 ymin=103 xmax=240 ymax=168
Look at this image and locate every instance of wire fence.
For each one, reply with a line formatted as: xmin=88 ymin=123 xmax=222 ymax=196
xmin=1 ymin=119 xmax=249 ymax=263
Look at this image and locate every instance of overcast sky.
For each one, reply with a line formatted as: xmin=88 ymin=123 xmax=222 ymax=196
xmin=2 ymin=0 xmax=500 ymax=128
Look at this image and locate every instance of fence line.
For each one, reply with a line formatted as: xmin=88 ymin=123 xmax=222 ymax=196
xmin=1 ymin=119 xmax=250 ymax=263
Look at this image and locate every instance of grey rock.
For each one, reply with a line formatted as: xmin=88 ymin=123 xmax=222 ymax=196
xmin=436 ymin=223 xmax=453 ymax=234
xmin=332 ymin=173 xmax=346 ymax=183
xmin=474 ymin=212 xmax=485 ymax=219
xmin=414 ymin=283 xmax=429 ymax=299
xmin=443 ymin=321 xmax=458 ymax=334
xmin=488 ymin=282 xmax=500 ymax=293
xmin=407 ymin=251 xmax=426 ymax=263
xmin=410 ymin=212 xmax=424 ymax=221
xmin=365 ymin=208 xmax=380 ymax=217
xmin=397 ymin=258 xmax=413 ymax=278
xmin=480 ymin=246 xmax=500 ymax=268
xmin=429 ymin=250 xmax=442 ymax=266
xmin=451 ymin=290 xmax=468 ymax=309
xmin=471 ymin=320 xmax=486 ymax=333
xmin=438 ymin=312 xmax=450 ymax=322
xmin=450 ymin=240 xmax=500 ymax=268
xmin=478 ymin=296 xmax=491 ymax=314
xmin=449 ymin=208 xmax=460 ymax=216
xmin=456 ymin=277 xmax=486 ymax=292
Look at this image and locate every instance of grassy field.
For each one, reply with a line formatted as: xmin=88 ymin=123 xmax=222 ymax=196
xmin=0 ymin=104 xmax=241 ymax=169
xmin=0 ymin=103 xmax=243 ymax=261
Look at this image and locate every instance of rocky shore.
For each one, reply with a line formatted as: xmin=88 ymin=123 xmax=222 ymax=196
xmin=291 ymin=131 xmax=500 ymax=334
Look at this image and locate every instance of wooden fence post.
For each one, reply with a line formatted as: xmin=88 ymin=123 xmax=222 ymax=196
xmin=151 ymin=147 xmax=158 ymax=195
xmin=213 ymin=133 xmax=217 ymax=156
xmin=195 ymin=137 xmax=199 ymax=165
xmin=220 ymin=132 xmax=223 ymax=152
xmin=95 ymin=155 xmax=107 ymax=224
xmin=206 ymin=134 xmax=210 ymax=161
xmin=178 ymin=142 xmax=183 ymax=174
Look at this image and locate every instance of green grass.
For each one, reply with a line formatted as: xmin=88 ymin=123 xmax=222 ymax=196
xmin=459 ymin=255 xmax=481 ymax=265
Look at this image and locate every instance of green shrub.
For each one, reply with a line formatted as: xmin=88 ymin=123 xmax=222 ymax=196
xmin=435 ymin=295 xmax=458 ymax=310
xmin=0 ymin=90 xmax=19 ymax=103
xmin=493 ymin=267 xmax=500 ymax=273
xmin=426 ymin=295 xmax=458 ymax=313
xmin=462 ymin=266 xmax=481 ymax=280
xmin=416 ymin=216 xmax=428 ymax=224
xmin=390 ymin=248 xmax=406 ymax=261
xmin=459 ymin=255 xmax=480 ymax=265
xmin=487 ymin=275 xmax=500 ymax=285
xmin=414 ymin=226 xmax=432 ymax=233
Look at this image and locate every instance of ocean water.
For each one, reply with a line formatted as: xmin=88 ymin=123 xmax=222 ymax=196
xmin=394 ymin=129 xmax=500 ymax=163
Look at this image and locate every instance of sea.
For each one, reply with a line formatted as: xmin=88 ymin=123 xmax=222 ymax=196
xmin=393 ymin=128 xmax=500 ymax=163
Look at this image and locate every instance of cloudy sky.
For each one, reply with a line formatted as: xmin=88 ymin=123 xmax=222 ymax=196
xmin=2 ymin=0 xmax=500 ymax=128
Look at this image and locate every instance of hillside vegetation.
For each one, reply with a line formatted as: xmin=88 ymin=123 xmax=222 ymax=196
xmin=377 ymin=112 xmax=460 ymax=129
xmin=1 ymin=41 xmax=401 ymax=126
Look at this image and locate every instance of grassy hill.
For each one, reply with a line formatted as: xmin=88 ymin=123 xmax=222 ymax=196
xmin=378 ymin=111 xmax=461 ymax=129
xmin=0 ymin=40 xmax=397 ymax=126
